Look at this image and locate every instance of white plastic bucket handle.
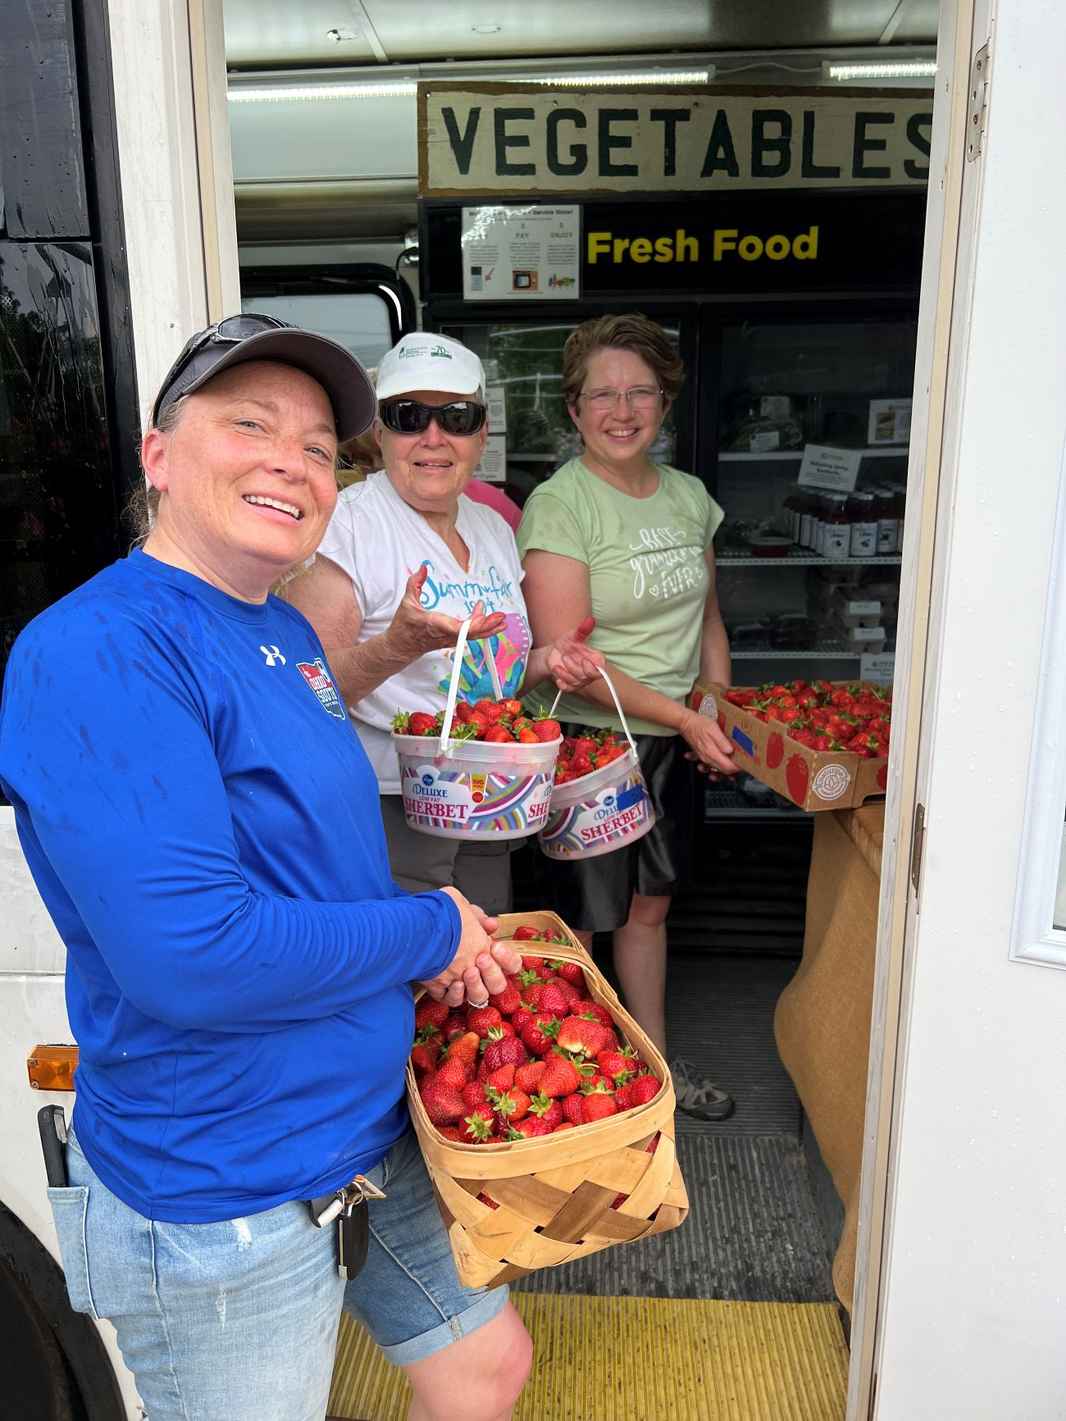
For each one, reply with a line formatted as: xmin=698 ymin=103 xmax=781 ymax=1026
xmin=549 ymin=667 xmax=638 ymax=756
xmin=438 ymin=616 xmax=504 ymax=755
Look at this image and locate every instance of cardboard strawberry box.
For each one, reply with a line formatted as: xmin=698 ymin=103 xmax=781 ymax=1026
xmin=688 ymin=680 xmax=889 ymax=812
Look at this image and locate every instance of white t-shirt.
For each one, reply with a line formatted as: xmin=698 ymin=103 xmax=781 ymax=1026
xmin=316 ymin=471 xmax=531 ymax=792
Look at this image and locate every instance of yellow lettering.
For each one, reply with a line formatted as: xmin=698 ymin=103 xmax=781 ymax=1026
xmin=613 ymin=236 xmax=631 ymax=262
xmin=712 ymin=228 xmax=738 ymax=260
xmin=738 ymin=234 xmax=763 ymax=260
xmin=793 ymin=225 xmax=819 ymax=259
xmin=654 ymin=235 xmax=674 ymax=261
xmin=587 ymin=231 xmax=612 ymax=263
xmin=765 ymin=234 xmax=790 ymax=260
xmin=630 ymin=237 xmax=652 ymax=263
xmin=676 ymin=229 xmax=699 ymax=261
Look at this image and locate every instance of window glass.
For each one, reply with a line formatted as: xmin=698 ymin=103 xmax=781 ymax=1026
xmin=240 ymin=292 xmax=393 ymax=371
xmin=1 ymin=242 xmax=117 ymax=683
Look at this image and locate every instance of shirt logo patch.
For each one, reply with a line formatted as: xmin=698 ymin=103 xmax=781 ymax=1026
xmin=260 ymin=644 xmax=286 ymax=666
xmin=296 ymin=659 xmax=345 ymax=719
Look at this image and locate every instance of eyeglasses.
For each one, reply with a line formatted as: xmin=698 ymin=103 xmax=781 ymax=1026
xmin=577 ymin=385 xmax=663 ymax=412
xmin=378 ymin=399 xmax=487 ymax=437
xmin=151 ymin=313 xmax=292 ymax=426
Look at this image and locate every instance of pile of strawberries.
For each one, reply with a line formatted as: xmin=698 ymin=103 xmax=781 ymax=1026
xmin=554 ymin=729 xmax=629 ymax=785
xmin=724 ymin=679 xmax=892 ymax=758
xmin=393 ymin=697 xmax=561 ymax=745
xmin=412 ymin=924 xmax=660 ymax=1144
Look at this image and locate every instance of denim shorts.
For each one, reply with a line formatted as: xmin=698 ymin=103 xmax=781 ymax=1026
xmin=49 ymin=1126 xmax=507 ymax=1420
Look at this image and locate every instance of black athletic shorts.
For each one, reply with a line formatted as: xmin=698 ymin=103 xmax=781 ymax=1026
xmin=543 ymin=728 xmax=693 ymax=934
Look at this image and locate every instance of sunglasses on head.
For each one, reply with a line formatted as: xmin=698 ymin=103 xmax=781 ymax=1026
xmin=151 ymin=313 xmax=292 ymax=426
xmin=378 ymin=399 xmax=487 ymax=437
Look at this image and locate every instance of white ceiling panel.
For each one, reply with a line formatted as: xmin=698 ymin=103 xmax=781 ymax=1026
xmin=223 ymin=0 xmax=938 ymax=70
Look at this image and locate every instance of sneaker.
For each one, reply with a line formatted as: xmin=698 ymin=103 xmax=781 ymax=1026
xmin=670 ymin=1056 xmax=735 ymax=1122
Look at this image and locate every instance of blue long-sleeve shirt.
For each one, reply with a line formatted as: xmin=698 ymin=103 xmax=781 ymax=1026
xmin=0 ymin=550 xmax=459 ymax=1222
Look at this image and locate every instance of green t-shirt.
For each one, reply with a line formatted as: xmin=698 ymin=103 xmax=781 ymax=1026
xmin=516 ymin=458 xmax=724 ymax=735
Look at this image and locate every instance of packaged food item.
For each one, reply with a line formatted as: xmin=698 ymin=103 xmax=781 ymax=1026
xmin=821 ymin=493 xmax=852 ymax=558
xmin=832 ymin=591 xmax=883 ymax=628
xmin=843 ymin=625 xmax=887 ymax=653
xmin=748 ymin=533 xmax=793 ymax=558
xmin=847 ymin=491 xmax=879 ymax=558
xmin=873 ymin=486 xmax=900 ymax=554
xmin=867 ymin=398 xmax=912 ymax=446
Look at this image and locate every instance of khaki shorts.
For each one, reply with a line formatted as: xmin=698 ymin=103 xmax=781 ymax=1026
xmin=379 ymin=794 xmax=513 ymax=915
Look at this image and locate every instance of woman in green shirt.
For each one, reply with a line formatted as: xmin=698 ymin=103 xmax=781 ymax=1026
xmin=517 ymin=313 xmax=737 ymax=1121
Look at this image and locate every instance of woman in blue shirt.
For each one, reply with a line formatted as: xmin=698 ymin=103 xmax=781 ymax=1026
xmin=0 ymin=316 xmax=531 ymax=1421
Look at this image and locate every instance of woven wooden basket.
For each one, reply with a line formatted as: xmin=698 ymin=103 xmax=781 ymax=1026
xmin=406 ymin=909 xmax=689 ymax=1288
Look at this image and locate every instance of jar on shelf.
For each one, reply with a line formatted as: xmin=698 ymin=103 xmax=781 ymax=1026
xmin=873 ymin=485 xmax=899 ymax=554
xmin=798 ymin=490 xmax=818 ymax=550
xmin=847 ymin=490 xmax=879 ymax=558
xmin=782 ymin=489 xmax=802 ymax=543
xmin=821 ymin=493 xmax=852 ymax=558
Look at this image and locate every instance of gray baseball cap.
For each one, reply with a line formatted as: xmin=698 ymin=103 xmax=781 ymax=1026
xmin=151 ymin=313 xmax=376 ymax=442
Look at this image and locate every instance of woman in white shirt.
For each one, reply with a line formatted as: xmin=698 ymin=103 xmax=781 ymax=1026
xmin=287 ymin=333 xmax=599 ymax=912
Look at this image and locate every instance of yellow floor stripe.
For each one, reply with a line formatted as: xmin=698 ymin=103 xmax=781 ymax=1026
xmin=328 ymin=1293 xmax=848 ymax=1421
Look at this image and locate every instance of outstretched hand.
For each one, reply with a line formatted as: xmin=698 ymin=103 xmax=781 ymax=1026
xmin=384 ymin=565 xmax=506 ymax=663
xmin=546 ymin=616 xmax=606 ymax=692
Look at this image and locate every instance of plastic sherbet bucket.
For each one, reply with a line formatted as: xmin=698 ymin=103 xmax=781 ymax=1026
xmin=394 ymin=619 xmax=561 ymax=842
xmin=538 ymin=669 xmax=656 ymax=861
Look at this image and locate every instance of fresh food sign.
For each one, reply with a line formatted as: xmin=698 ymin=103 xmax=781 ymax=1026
xmin=418 ymin=85 xmax=932 ymax=197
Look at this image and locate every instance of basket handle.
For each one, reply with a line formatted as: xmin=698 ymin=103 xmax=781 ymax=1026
xmin=549 ymin=666 xmax=638 ymax=756
xmin=437 ymin=615 xmax=506 ymax=753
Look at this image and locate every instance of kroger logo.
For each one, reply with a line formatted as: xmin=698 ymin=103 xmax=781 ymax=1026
xmin=422 ymin=772 xmax=434 ymax=786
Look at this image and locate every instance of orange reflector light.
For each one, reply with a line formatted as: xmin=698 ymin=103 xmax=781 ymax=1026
xmin=27 ymin=1044 xmax=79 ymax=1092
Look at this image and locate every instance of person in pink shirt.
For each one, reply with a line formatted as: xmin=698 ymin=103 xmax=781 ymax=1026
xmin=464 ymin=477 xmax=522 ymax=531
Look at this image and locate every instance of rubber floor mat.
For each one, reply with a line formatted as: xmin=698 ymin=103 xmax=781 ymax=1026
xmin=327 ymin=1292 xmax=848 ymax=1421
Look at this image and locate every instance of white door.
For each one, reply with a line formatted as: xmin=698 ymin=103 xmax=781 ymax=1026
xmin=859 ymin=1 xmax=1066 ymax=1415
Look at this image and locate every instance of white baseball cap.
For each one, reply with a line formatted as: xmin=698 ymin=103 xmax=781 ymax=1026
xmin=375 ymin=333 xmax=485 ymax=401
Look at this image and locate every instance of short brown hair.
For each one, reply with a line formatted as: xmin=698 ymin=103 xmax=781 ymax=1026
xmin=560 ymin=313 xmax=684 ymax=409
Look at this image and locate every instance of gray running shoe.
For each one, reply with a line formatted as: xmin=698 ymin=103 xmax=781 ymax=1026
xmin=670 ymin=1056 xmax=735 ymax=1122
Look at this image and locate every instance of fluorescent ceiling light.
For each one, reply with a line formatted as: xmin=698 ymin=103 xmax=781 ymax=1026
xmin=229 ymin=81 xmax=418 ymax=102
xmin=229 ymin=67 xmax=713 ymax=103
xmin=824 ymin=60 xmax=936 ymax=81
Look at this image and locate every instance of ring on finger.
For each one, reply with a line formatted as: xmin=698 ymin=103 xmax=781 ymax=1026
xmin=467 ymin=996 xmax=490 ymax=1009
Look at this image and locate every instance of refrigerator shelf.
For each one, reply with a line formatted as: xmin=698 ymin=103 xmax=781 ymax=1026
xmin=717 ymin=552 xmax=902 ymax=567
xmin=719 ymin=448 xmax=909 ymax=462
xmin=506 ymin=452 xmax=561 ymax=461
xmin=730 ymin=642 xmax=880 ymax=660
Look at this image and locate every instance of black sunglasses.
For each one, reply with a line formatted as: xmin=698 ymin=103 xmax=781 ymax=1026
xmin=378 ymin=399 xmax=487 ymax=437
xmin=151 ymin=313 xmax=291 ymax=425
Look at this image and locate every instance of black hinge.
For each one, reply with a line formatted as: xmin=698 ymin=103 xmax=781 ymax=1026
xmin=868 ymin=1368 xmax=879 ymax=1419
xmin=910 ymin=802 xmax=926 ymax=898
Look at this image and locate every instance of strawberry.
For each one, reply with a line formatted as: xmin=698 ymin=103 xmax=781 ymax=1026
xmin=476 ymin=1190 xmax=500 ymax=1210
xmin=547 ymin=959 xmax=586 ymax=991
xmin=483 ymin=1063 xmax=515 ymax=1092
xmin=527 ymin=1094 xmax=563 ymax=1128
xmin=538 ymin=1054 xmax=581 ymax=1098
xmin=556 ymin=1016 xmax=613 ymax=1057
xmin=489 ymin=1086 xmax=531 ymax=1124
xmin=513 ymin=926 xmax=544 ymax=941
xmin=483 ymin=725 xmax=514 ymax=743
xmin=596 ymin=1045 xmax=638 ymax=1086
xmin=442 ymin=1012 xmax=468 ymax=1041
xmin=473 ymin=698 xmax=505 ymax=722
xmin=520 ymin=1014 xmax=560 ymax=1058
xmin=533 ymin=718 xmax=562 ymax=741
xmin=537 ymin=983 xmax=571 ymax=1017
xmin=498 ymin=698 xmax=524 ymax=718
xmin=435 ymin=1055 xmax=472 ymax=1089
xmin=581 ymin=1092 xmax=618 ymax=1124
xmin=438 ymin=1125 xmax=467 ymax=1142
xmin=410 ymin=1039 xmax=441 ymax=1074
xmin=461 ymin=1108 xmax=497 ymax=1143
xmin=420 ymin=1076 xmax=465 ymax=1125
xmin=515 ymin=1060 xmax=546 ymax=1093
xmin=562 ymin=1093 xmax=586 ymax=1126
xmin=573 ymin=999 xmax=615 ymax=1029
xmin=520 ymin=955 xmax=547 ymax=974
xmin=510 ymin=1007 xmax=536 ymax=1036
xmin=466 ymin=1005 xmax=503 ymax=1039
xmin=415 ymin=1000 xmax=450 ymax=1032
xmin=407 ymin=711 xmax=437 ymax=736
xmin=552 ymin=1123 xmax=576 ymax=1133
xmin=521 ymin=983 xmax=547 ymax=1010
xmin=479 ymin=1028 xmax=529 ymax=1076
xmin=581 ymin=1070 xmax=613 ymax=1093
xmin=507 ymin=1117 xmax=551 ymax=1140
xmin=614 ymin=1080 xmax=634 ymax=1111
xmin=446 ymin=1032 xmax=481 ymax=1067
xmin=461 ymin=1081 xmax=489 ymax=1112
xmin=625 ymin=1074 xmax=661 ymax=1108
xmin=488 ymin=981 xmax=523 ymax=1016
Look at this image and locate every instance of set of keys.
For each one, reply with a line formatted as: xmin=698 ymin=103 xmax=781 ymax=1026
xmin=307 ymin=1174 xmax=387 ymax=1280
